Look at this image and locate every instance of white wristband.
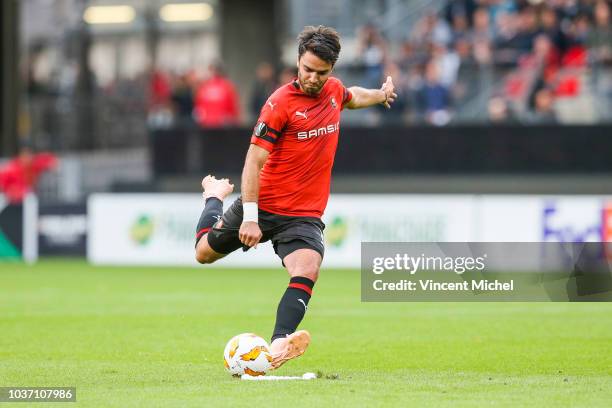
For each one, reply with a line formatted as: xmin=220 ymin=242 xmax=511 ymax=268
xmin=243 ymin=202 xmax=258 ymax=223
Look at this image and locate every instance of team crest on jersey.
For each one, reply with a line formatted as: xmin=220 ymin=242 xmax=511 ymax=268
xmin=254 ymin=122 xmax=268 ymax=137
xmin=330 ymin=97 xmax=337 ymax=109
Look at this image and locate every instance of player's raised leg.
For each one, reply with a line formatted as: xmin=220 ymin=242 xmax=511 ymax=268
xmin=270 ymin=247 xmax=321 ymax=368
xmin=195 ymin=175 xmax=233 ymax=264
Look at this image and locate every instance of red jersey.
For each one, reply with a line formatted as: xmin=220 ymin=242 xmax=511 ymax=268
xmin=194 ymin=75 xmax=240 ymax=127
xmin=0 ymin=153 xmax=57 ymax=203
xmin=250 ymin=77 xmax=352 ymax=218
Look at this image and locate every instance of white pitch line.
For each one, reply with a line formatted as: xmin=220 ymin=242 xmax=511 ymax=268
xmin=241 ymin=372 xmax=317 ymax=381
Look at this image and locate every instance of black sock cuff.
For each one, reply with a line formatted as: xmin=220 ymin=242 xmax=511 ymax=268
xmin=195 ymin=197 xmax=224 ymax=244
xmin=288 ymin=276 xmax=315 ymax=295
xmin=205 ymin=197 xmax=223 ymax=206
xmin=289 ymin=276 xmax=315 ymax=288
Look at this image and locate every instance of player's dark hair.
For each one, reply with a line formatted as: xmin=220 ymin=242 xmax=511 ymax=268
xmin=297 ymin=25 xmax=341 ymax=66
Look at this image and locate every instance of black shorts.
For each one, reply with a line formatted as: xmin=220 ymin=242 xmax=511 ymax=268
xmin=206 ymin=197 xmax=325 ymax=262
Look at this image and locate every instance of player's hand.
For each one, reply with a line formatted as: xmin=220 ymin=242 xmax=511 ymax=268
xmin=380 ymin=76 xmax=397 ymax=109
xmin=239 ymin=221 xmax=263 ymax=248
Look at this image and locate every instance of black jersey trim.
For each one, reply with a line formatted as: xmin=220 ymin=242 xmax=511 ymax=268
xmin=267 ymin=126 xmax=281 ymax=136
xmin=256 ymin=134 xmax=277 ymax=144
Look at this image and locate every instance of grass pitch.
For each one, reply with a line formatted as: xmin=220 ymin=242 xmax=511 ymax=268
xmin=1 ymin=259 xmax=611 ymax=407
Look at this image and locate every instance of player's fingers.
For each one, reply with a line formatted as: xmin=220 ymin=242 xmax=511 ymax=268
xmin=385 ymin=75 xmax=392 ymax=85
xmin=240 ymin=230 xmax=250 ymax=245
xmin=254 ymin=232 xmax=263 ymax=248
xmin=382 ymin=77 xmax=391 ymax=91
xmin=250 ymin=233 xmax=261 ymax=248
xmin=384 ymin=101 xmax=391 ymax=109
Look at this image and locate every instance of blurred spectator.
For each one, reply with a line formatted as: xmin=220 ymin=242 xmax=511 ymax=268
xmin=587 ymin=1 xmax=612 ymax=64
xmin=472 ymin=8 xmax=492 ymax=41
xmin=568 ymin=13 xmax=591 ymax=46
xmin=357 ymin=24 xmax=388 ymax=89
xmin=493 ymin=10 xmax=518 ymax=45
xmin=403 ymin=64 xmax=427 ymax=123
xmin=520 ymin=35 xmax=561 ymax=82
xmin=431 ymin=43 xmax=460 ymax=87
xmin=471 ymin=7 xmax=494 ymax=65
xmin=148 ymin=69 xmax=173 ymax=129
xmin=541 ymin=6 xmax=569 ymax=54
xmin=530 ymin=88 xmax=558 ymax=123
xmin=171 ymin=74 xmax=195 ymax=124
xmin=451 ymin=13 xmax=470 ymax=39
xmin=0 ymin=145 xmax=57 ymax=204
xmin=444 ymin=0 xmax=477 ymax=27
xmin=194 ymin=62 xmax=240 ymax=128
xmin=453 ymin=37 xmax=480 ymax=105
xmin=455 ymin=37 xmax=477 ymax=70
xmin=419 ymin=61 xmax=451 ymax=126
xmin=487 ymin=0 xmax=516 ymax=24
xmin=250 ymin=62 xmax=277 ymax=118
xmin=412 ymin=12 xmax=453 ymax=47
xmin=488 ymin=96 xmax=517 ymax=124
xmin=149 ymin=69 xmax=172 ymax=108
xmin=513 ymin=7 xmax=540 ymax=54
xmin=398 ymin=41 xmax=429 ymax=71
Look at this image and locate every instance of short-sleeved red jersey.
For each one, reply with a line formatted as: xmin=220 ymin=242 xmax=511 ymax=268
xmin=250 ymin=77 xmax=352 ymax=218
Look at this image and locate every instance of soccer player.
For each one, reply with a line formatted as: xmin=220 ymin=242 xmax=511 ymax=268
xmin=194 ymin=25 xmax=397 ymax=369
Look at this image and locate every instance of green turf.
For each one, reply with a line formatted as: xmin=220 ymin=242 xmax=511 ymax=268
xmin=1 ymin=259 xmax=611 ymax=407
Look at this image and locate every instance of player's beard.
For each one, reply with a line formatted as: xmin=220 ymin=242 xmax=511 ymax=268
xmin=298 ymin=73 xmax=325 ymax=95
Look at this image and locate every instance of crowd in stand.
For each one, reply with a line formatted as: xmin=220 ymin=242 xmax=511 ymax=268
xmin=355 ymin=0 xmax=612 ymax=125
xmin=146 ymin=61 xmax=298 ymax=129
xmin=148 ymin=0 xmax=610 ymax=128
xmin=24 ymin=0 xmax=612 ymax=134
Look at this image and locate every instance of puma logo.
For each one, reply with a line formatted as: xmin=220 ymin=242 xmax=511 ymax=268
xmin=213 ymin=215 xmax=223 ymax=228
xmin=267 ymin=100 xmax=276 ymax=110
xmin=295 ymin=109 xmax=308 ymax=119
xmin=297 ymin=298 xmax=308 ymax=311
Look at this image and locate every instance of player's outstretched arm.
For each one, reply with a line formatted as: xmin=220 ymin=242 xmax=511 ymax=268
xmin=239 ymin=144 xmax=270 ymax=248
xmin=346 ymin=76 xmax=397 ymax=110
